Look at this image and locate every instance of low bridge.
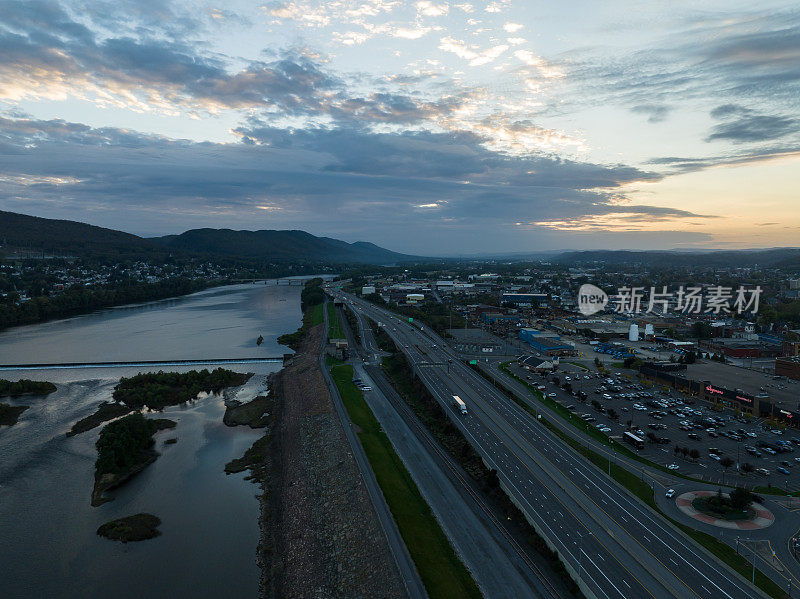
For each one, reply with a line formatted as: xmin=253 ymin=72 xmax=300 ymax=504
xmin=230 ymin=278 xmax=313 ymax=285
xmin=0 ymin=357 xmax=288 ymax=371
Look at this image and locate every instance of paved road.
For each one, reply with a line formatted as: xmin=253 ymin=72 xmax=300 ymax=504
xmin=483 ymin=356 xmax=800 ymax=595
xmin=333 ymin=289 xmax=768 ymax=599
xmin=319 ymin=301 xmax=426 ymax=599
xmin=340 ymin=306 xmax=560 ymax=599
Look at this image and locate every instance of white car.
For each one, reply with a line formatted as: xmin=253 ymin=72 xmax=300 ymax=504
xmin=599 ymin=426 xmax=612 ymax=433
xmin=667 ymin=464 xmax=679 ymax=471
xmin=548 ymin=393 xmax=557 ymax=398
xmin=665 ymin=489 xmax=676 ymax=498
xmin=709 ymin=453 xmax=721 ymax=461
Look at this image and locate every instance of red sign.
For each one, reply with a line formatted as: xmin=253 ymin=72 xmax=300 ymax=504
xmin=705 ymin=385 xmax=723 ymax=395
xmin=735 ymin=395 xmax=752 ymax=403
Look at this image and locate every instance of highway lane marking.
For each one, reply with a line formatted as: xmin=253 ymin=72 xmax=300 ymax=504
xmin=352 ymin=298 xmax=676 ymax=599
xmin=458 ymin=398 xmax=657 ymax=599
xmin=387 ymin=333 xmax=627 ymax=599
xmin=584 ymin=552 xmax=626 ymax=598
xmin=464 ymin=363 xmax=751 ymax=599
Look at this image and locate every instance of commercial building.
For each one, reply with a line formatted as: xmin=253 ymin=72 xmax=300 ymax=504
xmin=639 ymin=362 xmax=772 ymax=417
xmin=519 ymin=328 xmax=573 ymax=355
xmin=448 ymin=328 xmax=503 ymax=354
xmin=518 ymin=355 xmax=556 ymax=371
xmin=776 ymin=357 xmax=800 ymax=381
xmin=361 ymin=285 xmax=376 ymax=295
xmin=501 ymin=293 xmax=548 ymax=307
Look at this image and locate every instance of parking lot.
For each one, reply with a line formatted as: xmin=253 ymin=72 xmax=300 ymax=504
xmin=509 ymin=362 xmax=800 ymax=492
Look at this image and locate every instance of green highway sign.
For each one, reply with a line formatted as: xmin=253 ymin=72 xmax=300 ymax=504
xmin=469 ymin=360 xmax=478 ymax=365
xmin=408 ymin=317 xmax=413 ymax=323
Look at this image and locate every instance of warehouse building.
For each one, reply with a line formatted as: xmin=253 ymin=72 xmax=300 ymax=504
xmin=519 ymin=328 xmax=573 ymax=355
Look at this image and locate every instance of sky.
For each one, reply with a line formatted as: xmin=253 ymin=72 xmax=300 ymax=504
xmin=0 ymin=0 xmax=798 ymax=255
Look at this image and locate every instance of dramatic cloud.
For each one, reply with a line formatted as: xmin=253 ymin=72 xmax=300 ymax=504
xmin=630 ymin=104 xmax=672 ymax=124
xmin=0 ymin=1 xmax=797 ymax=252
xmin=706 ymin=104 xmax=798 ymax=142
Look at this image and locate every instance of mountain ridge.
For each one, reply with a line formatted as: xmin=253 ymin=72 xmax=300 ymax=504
xmin=0 ymin=210 xmax=416 ymax=264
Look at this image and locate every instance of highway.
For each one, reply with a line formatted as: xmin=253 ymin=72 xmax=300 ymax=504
xmin=331 ymin=289 xmax=765 ymax=599
xmin=341 ymin=303 xmax=561 ymax=599
xmin=319 ymin=301 xmax=427 ymax=599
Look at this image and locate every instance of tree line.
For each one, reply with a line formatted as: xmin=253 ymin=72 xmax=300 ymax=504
xmin=0 ymin=277 xmax=211 ymax=333
xmin=113 ymin=368 xmax=251 ymax=410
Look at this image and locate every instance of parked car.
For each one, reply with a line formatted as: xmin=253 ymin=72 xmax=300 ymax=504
xmin=665 ymin=489 xmax=676 ymax=498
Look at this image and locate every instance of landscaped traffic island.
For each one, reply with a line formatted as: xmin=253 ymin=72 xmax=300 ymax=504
xmin=676 ymin=489 xmax=775 ymax=530
xmin=691 ymin=488 xmax=755 ymax=521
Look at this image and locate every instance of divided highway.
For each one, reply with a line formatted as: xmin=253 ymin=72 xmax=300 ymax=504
xmin=342 ymin=304 xmax=560 ymax=599
xmin=332 ymin=289 xmax=765 ymax=599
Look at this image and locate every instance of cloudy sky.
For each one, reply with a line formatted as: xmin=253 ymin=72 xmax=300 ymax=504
xmin=0 ymin=0 xmax=798 ymax=255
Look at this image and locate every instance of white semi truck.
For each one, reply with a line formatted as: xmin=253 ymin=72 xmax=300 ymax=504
xmin=453 ymin=395 xmax=467 ymax=415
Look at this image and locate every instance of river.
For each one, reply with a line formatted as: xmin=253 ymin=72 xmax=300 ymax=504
xmin=0 ymin=280 xmax=317 ymax=599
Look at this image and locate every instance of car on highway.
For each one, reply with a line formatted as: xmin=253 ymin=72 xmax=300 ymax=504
xmin=778 ymin=467 xmax=790 ymax=475
xmin=667 ymin=464 xmax=679 ymax=470
xmin=709 ymin=453 xmax=721 ymax=461
xmin=548 ymin=393 xmax=556 ymax=397
xmin=665 ymin=489 xmax=676 ymax=498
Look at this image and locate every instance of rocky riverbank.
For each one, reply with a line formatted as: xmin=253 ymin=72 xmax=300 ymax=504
xmin=260 ymin=321 xmax=405 ymax=598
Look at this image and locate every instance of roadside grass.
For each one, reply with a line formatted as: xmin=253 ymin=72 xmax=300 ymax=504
xmin=327 ymin=302 xmax=344 ymax=340
xmin=329 ymin=363 xmax=482 ymax=599
xmin=311 ymin=303 xmax=324 ymax=326
xmin=479 ymin=364 xmax=788 ymax=599
xmin=754 ymin=486 xmax=800 ymax=497
xmin=278 ymin=303 xmax=323 ymax=350
xmin=566 ymin=361 xmax=589 ymax=370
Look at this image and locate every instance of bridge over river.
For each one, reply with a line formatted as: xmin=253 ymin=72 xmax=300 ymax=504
xmin=0 ymin=357 xmax=287 ymax=371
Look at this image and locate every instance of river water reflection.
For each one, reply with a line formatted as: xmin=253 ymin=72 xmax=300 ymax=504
xmin=0 ymin=281 xmax=312 ymax=598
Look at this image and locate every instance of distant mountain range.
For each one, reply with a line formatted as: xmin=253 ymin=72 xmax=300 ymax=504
xmin=3 ymin=209 xmax=799 ymax=268
xmin=152 ymin=228 xmax=417 ymax=264
xmin=553 ymin=249 xmax=800 ymax=268
xmin=0 ymin=210 xmax=417 ymax=264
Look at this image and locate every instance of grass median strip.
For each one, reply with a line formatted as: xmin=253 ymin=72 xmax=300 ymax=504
xmin=329 ymin=363 xmax=482 ymax=599
xmin=327 ymin=302 xmax=344 ymax=340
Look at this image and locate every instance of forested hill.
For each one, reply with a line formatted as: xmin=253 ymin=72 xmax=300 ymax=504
xmin=151 ymin=228 xmax=416 ymax=264
xmin=0 ymin=210 xmax=163 ymax=260
xmin=554 ymin=248 xmax=800 ymax=269
xmin=0 ymin=210 xmax=416 ymax=264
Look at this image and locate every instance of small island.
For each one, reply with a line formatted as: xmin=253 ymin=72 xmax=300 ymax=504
xmin=67 ymin=402 xmax=132 ymax=436
xmin=0 ymin=378 xmax=57 ymax=397
xmin=113 ymin=368 xmax=252 ymax=410
xmin=0 ymin=379 xmax=57 ymax=427
xmin=0 ymin=403 xmax=29 ymax=426
xmin=92 ymin=412 xmax=176 ymax=506
xmin=97 ymin=513 xmax=162 ymax=542
xmin=223 ymin=395 xmax=272 ymax=428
